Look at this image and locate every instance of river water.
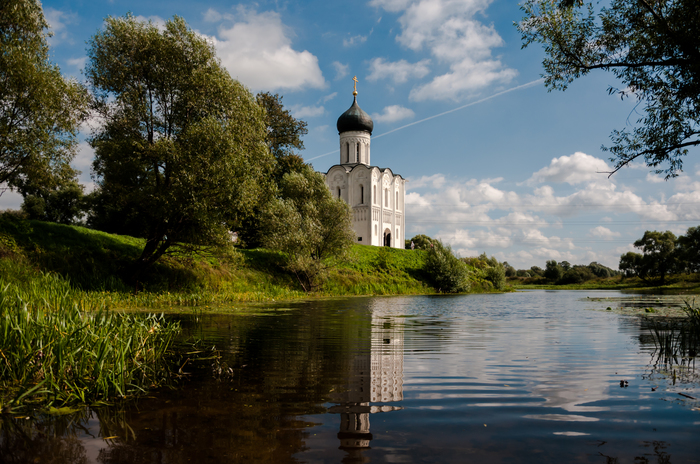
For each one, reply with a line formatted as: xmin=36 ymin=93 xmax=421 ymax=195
xmin=1 ymin=290 xmax=699 ymax=463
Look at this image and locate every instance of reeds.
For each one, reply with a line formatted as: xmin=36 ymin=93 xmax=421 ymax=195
xmin=0 ymin=271 xmax=180 ymax=409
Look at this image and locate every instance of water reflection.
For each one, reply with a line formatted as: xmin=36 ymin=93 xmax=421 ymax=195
xmin=1 ymin=292 xmax=698 ymax=463
xmin=328 ymin=302 xmax=405 ymax=460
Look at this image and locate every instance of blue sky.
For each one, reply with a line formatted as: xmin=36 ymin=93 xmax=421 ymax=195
xmin=8 ymin=0 xmax=700 ymax=269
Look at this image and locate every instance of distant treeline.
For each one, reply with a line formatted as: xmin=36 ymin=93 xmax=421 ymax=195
xmin=506 ymin=261 xmax=619 ymax=285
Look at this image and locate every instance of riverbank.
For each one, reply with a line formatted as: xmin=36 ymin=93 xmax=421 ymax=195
xmin=0 ymin=215 xmax=514 ymax=310
xmin=510 ymin=274 xmax=700 ymax=295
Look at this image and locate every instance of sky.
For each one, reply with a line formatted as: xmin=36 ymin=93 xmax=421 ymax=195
xmin=8 ymin=0 xmax=700 ymax=270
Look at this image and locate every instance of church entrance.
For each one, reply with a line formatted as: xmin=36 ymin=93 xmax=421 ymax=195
xmin=383 ymin=229 xmax=391 ymax=247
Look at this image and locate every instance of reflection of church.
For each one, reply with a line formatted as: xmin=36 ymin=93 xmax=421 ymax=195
xmin=324 ymin=78 xmax=407 ymax=248
xmin=328 ymin=308 xmax=404 ymax=456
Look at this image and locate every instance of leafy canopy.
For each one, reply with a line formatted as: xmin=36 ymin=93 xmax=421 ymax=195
xmin=260 ymin=165 xmax=354 ymax=292
xmin=86 ymin=15 xmax=274 ymax=270
xmin=0 ymin=0 xmax=88 ymax=192
xmin=518 ymin=0 xmax=700 ymax=178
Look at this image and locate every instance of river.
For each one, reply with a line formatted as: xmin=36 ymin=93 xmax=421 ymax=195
xmin=1 ymin=290 xmax=699 ymax=463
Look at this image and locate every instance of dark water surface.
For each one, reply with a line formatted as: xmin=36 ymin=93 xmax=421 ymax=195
xmin=2 ymin=291 xmax=699 ymax=463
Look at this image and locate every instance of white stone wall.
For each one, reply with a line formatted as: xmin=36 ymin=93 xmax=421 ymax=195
xmin=325 ymin=165 xmax=405 ymax=249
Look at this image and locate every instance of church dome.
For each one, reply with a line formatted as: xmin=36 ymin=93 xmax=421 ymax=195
xmin=337 ymin=97 xmax=373 ymax=135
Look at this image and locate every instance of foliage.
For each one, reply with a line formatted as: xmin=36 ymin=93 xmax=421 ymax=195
xmin=0 ymin=269 xmax=180 ymax=409
xmin=619 ymin=251 xmax=644 ymax=277
xmin=518 ymin=0 xmax=700 ymax=178
xmin=260 ymin=165 xmax=355 ymax=292
xmin=20 ymin=181 xmax=85 ymax=224
xmin=85 ymin=15 xmax=274 ymax=272
xmin=633 ymin=230 xmax=678 ymax=284
xmin=423 ymin=241 xmax=471 ymax=293
xmin=238 ymin=92 xmax=309 ymax=248
xmin=0 ymin=0 xmax=88 ymax=192
xmin=256 ymin=92 xmax=308 ymax=180
xmin=676 ymin=226 xmax=700 ymax=272
xmin=544 ymin=260 xmax=564 ymax=281
xmin=407 ymin=234 xmax=437 ymax=250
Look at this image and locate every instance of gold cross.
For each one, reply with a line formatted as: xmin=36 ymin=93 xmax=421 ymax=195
xmin=352 ymin=76 xmax=358 ymax=95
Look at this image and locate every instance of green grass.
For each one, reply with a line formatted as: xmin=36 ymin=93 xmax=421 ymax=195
xmin=0 ymin=263 xmax=180 ymax=410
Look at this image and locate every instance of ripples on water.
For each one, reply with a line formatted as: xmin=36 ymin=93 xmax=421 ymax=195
xmin=1 ymin=291 xmax=698 ymax=463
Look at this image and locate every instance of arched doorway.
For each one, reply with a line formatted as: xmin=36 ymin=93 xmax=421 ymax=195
xmin=383 ymin=229 xmax=391 ymax=247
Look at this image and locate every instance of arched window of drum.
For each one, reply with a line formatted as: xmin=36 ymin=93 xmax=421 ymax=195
xmin=356 ymin=142 xmax=360 ymax=163
xmin=346 ymin=143 xmax=350 ymax=163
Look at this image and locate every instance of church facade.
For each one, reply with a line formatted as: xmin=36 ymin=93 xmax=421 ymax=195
xmin=325 ymin=82 xmax=406 ymax=248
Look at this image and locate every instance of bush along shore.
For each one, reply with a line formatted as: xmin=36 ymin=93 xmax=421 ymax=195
xmin=0 ymin=214 xmax=510 ymax=410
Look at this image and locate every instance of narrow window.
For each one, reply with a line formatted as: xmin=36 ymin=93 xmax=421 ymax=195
xmin=337 ymin=187 xmax=341 ymax=198
xmin=396 ymin=191 xmax=399 ymax=209
xmin=346 ymin=143 xmax=350 ymax=163
xmin=384 ymin=189 xmax=388 ymax=207
xmin=360 ymin=185 xmax=364 ymax=204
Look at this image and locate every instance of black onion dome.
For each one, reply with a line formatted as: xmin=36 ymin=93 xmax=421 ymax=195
xmin=337 ymin=97 xmax=373 ymax=134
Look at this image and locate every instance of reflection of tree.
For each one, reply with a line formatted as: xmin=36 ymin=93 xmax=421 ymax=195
xmin=639 ymin=317 xmax=699 ymax=387
xmin=0 ymin=413 xmax=90 ymax=464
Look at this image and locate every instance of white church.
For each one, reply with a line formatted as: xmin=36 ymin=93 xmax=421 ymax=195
xmin=324 ymin=79 xmax=407 ymax=248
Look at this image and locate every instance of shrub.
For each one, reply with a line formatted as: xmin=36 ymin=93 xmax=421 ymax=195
xmin=423 ymin=241 xmax=471 ymax=293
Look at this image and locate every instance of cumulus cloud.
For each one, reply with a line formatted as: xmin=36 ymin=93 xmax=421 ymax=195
xmin=67 ymin=56 xmax=86 ymax=71
xmin=372 ymin=105 xmax=415 ymax=123
xmin=367 ymin=58 xmax=430 ymax=84
xmin=44 ymin=8 xmax=78 ymax=44
xmin=291 ymin=105 xmax=325 ymax=118
xmin=321 ymin=92 xmax=338 ymax=103
xmin=371 ymin=0 xmax=517 ymax=101
xmin=211 ymin=8 xmax=325 ymax=92
xmin=402 ymin=153 xmax=700 ymax=268
xmin=526 ymin=152 xmax=612 ymax=186
xmin=589 ymin=226 xmax=621 ymax=239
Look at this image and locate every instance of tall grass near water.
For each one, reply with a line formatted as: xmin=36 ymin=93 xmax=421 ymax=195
xmin=0 ymin=266 xmax=180 ymax=410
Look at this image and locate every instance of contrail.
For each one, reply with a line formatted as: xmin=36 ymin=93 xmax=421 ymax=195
xmin=305 ymin=78 xmax=544 ymax=162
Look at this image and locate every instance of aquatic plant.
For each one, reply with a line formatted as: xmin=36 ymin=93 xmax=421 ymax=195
xmin=0 ymin=271 xmax=180 ymax=409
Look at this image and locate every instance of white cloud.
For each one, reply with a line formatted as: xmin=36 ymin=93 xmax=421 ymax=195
xmin=408 ymin=174 xmax=446 ymax=189
xmin=372 ymin=105 xmax=415 ymax=123
xmin=333 ymin=61 xmax=349 ymax=80
xmin=372 ymin=0 xmax=517 ymax=101
xmin=67 ymin=56 xmax=86 ymax=70
xmin=343 ymin=34 xmax=368 ymax=47
xmin=211 ymin=8 xmax=325 ymax=92
xmin=321 ymin=92 xmax=337 ymax=104
xmin=645 ymin=172 xmax=665 ymax=183
xmin=589 ymin=226 xmax=621 ymax=239
xmin=44 ymin=8 xmax=78 ymax=44
xmin=526 ymin=152 xmax=612 ymax=186
xmin=203 ymin=8 xmax=233 ymax=22
xmin=291 ymin=105 xmax=325 ymax=118
xmin=134 ymin=15 xmax=166 ymax=30
xmin=367 ymin=58 xmax=430 ymax=84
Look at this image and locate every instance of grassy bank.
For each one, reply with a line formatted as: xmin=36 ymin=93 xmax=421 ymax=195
xmin=509 ymin=274 xmax=700 ymax=294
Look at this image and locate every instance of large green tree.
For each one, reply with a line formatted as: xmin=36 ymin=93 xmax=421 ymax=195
xmin=260 ymin=165 xmax=354 ymax=292
xmin=632 ymin=230 xmax=677 ymax=284
xmin=518 ymin=0 xmax=700 ymax=177
xmin=0 ymin=0 xmax=88 ymax=193
xmin=86 ymin=15 xmax=274 ymax=271
xmin=676 ymin=226 xmax=700 ymax=273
